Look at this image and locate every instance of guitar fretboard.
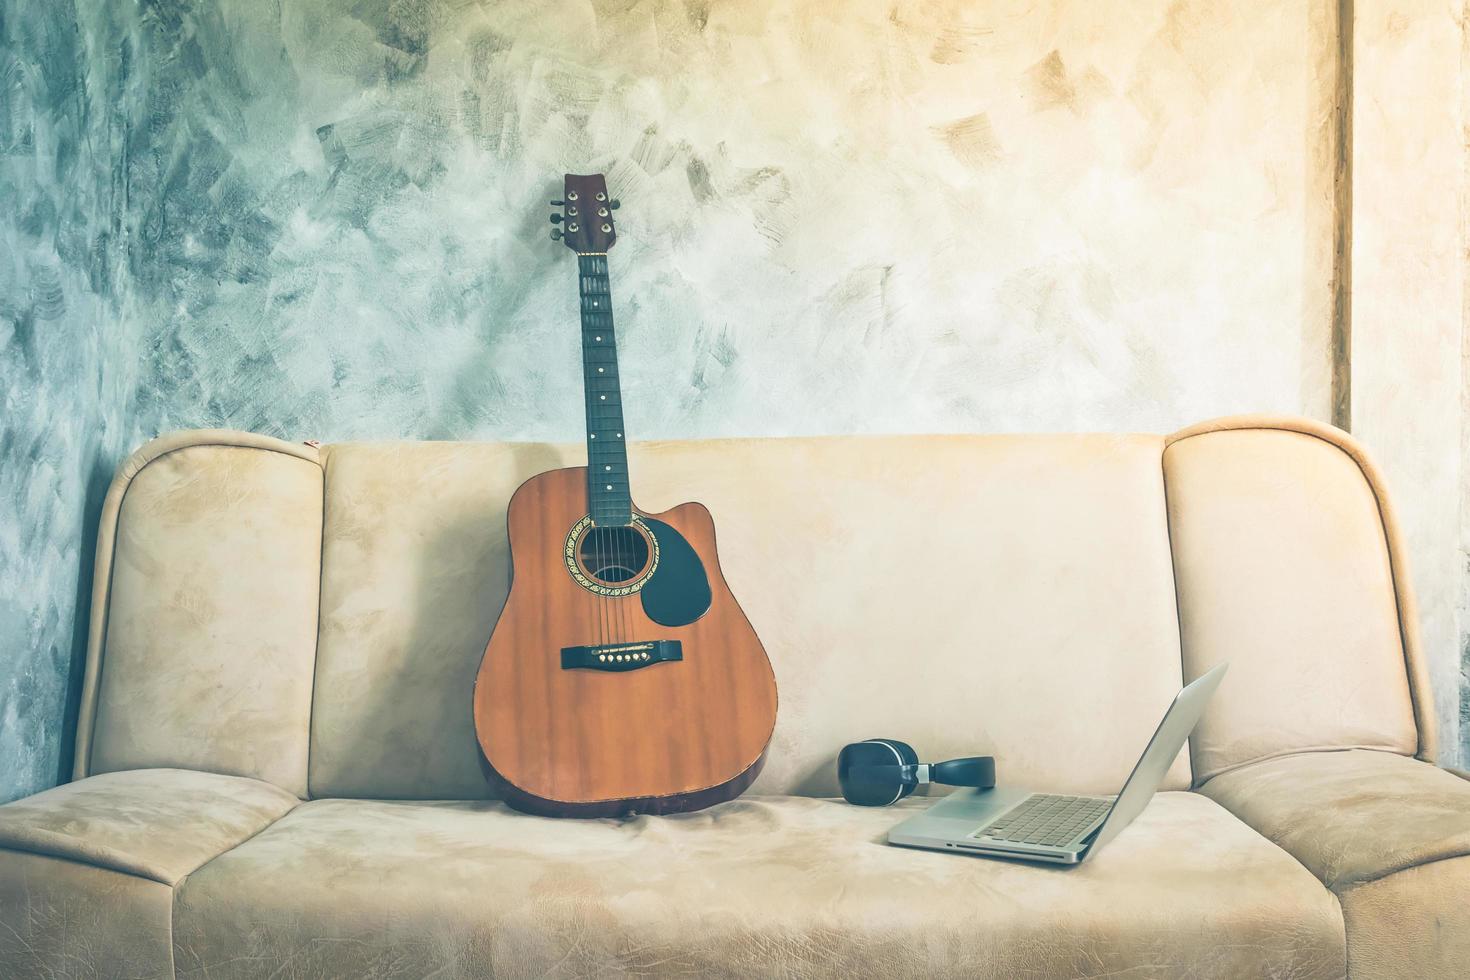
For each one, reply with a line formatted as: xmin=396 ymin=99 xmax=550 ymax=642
xmin=578 ymin=253 xmax=631 ymax=526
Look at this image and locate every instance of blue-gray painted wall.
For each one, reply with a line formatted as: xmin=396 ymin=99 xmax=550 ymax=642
xmin=1 ymin=1 xmax=1462 ymax=802
xmin=1 ymin=1 xmax=133 ymax=803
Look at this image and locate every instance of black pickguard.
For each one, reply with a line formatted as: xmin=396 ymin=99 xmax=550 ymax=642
xmin=640 ymin=517 xmax=712 ymax=627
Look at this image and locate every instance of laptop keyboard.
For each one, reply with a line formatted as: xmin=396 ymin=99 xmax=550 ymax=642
xmin=972 ymin=794 xmax=1112 ymax=848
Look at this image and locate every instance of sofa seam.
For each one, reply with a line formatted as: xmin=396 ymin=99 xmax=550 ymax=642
xmin=1186 ymin=787 xmax=1351 ymax=966
xmin=1195 ymin=749 xmax=1470 ymax=898
xmin=1163 ymin=418 xmax=1433 ymax=764
xmin=0 ymin=842 xmax=176 ymax=887
xmin=168 ymin=800 xmax=303 ymax=979
xmin=76 ymin=493 xmax=123 ymax=782
xmin=1157 ymin=439 xmax=1196 ymax=787
xmin=0 ymin=792 xmax=300 ymax=889
xmin=303 ymin=447 xmax=330 ymax=801
xmin=1196 ymin=744 xmax=1412 ymax=788
xmin=1334 ymin=845 xmax=1470 ymax=894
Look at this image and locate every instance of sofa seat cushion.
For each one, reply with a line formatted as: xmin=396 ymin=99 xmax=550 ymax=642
xmin=0 ymin=849 xmax=175 ymax=980
xmin=0 ymin=768 xmax=298 ymax=885
xmin=172 ymin=793 xmax=1344 ymax=979
xmin=1337 ymin=854 xmax=1470 ymax=978
xmin=1200 ymin=749 xmax=1470 ymax=889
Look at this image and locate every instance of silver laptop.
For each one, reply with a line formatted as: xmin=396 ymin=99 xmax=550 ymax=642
xmin=888 ymin=663 xmax=1227 ymax=864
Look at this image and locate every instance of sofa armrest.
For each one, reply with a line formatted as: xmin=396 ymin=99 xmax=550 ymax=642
xmin=1198 ymin=749 xmax=1470 ymax=890
xmin=0 ymin=767 xmax=298 ymax=885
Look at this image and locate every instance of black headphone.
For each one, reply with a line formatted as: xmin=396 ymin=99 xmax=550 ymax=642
xmin=837 ymin=739 xmax=996 ymax=806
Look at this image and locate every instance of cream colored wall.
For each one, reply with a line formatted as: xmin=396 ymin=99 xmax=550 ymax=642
xmin=177 ymin=0 xmax=1340 ymax=440
xmin=1349 ymin=0 xmax=1465 ymax=766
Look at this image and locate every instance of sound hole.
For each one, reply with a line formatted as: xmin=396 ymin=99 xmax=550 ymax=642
xmin=579 ymin=525 xmax=651 ymax=584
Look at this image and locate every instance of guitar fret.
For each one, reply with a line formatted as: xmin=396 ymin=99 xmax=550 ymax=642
xmin=577 ymin=252 xmax=631 ymax=522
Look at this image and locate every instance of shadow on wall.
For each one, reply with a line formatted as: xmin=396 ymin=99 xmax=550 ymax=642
xmin=55 ymin=457 xmax=116 ymax=789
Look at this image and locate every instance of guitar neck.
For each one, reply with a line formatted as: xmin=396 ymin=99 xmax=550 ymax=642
xmin=578 ymin=253 xmax=632 ymax=526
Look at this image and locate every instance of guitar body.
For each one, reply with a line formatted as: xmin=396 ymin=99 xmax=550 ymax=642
xmin=474 ymin=465 xmax=778 ymax=816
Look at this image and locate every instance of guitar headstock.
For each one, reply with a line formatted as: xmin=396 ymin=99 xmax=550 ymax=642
xmin=550 ymin=173 xmax=620 ymax=253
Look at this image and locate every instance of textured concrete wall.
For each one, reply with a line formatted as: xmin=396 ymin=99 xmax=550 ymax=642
xmin=101 ymin=0 xmax=1338 ymax=442
xmin=0 ymin=2 xmax=135 ymax=802
xmin=1 ymin=0 xmax=1348 ymax=800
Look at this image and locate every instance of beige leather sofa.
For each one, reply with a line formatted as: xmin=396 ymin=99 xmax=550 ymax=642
xmin=2 ymin=416 xmax=1467 ymax=978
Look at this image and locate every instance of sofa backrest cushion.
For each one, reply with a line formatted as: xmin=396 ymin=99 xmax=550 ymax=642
xmin=306 ymin=433 xmax=1191 ymax=799
xmin=82 ymin=433 xmax=323 ymax=797
xmin=1164 ymin=419 xmax=1423 ymax=782
xmin=75 ymin=418 xmax=1429 ymax=801
xmin=307 ymin=441 xmax=577 ymax=799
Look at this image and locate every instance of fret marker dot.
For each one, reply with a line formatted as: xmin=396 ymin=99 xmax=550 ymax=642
xmin=589 ymin=434 xmax=596 ymax=439
xmin=595 ymin=336 xmax=602 ymax=341
xmin=600 ymin=395 xmax=606 ymax=400
xmin=597 ymin=367 xmax=603 ymax=373
xmin=605 ymin=465 xmax=611 ymax=471
xmin=616 ymin=432 xmax=622 ymax=438
xmin=605 ymin=485 xmax=612 ymax=491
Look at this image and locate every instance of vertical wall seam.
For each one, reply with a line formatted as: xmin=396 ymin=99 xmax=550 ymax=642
xmin=1460 ymin=0 xmax=1470 ymax=767
xmin=1331 ymin=0 xmax=1355 ymax=432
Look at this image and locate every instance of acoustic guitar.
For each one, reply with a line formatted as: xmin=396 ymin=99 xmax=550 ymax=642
xmin=473 ymin=173 xmax=778 ymax=817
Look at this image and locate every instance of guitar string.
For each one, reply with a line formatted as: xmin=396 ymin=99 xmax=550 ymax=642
xmin=594 ymin=484 xmax=605 ymax=648
xmin=598 ymin=253 xmax=626 ymax=645
xmin=601 ymin=257 xmax=617 ymax=645
xmin=591 ymin=257 xmax=608 ymax=646
xmin=586 ymin=253 xmax=639 ymax=647
xmin=590 ymin=307 xmax=608 ymax=646
xmin=582 ymin=262 xmax=594 ymax=648
xmin=617 ymin=525 xmax=628 ymax=643
xmin=583 ymin=257 xmax=608 ymax=648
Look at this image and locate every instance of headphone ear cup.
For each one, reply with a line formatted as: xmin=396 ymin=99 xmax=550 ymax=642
xmin=870 ymin=738 xmax=918 ymax=767
xmin=838 ymin=740 xmax=914 ymax=806
xmin=867 ymin=738 xmax=921 ymax=802
xmin=872 ymin=740 xmax=919 ymax=799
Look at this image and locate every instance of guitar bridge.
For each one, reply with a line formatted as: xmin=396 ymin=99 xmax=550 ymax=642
xmin=560 ymin=640 xmax=683 ymax=672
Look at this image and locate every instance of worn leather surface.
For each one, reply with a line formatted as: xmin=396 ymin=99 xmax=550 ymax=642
xmin=1164 ymin=425 xmax=1420 ymax=781
xmin=0 ymin=768 xmax=298 ymax=885
xmin=31 ymin=420 xmax=1452 ymax=977
xmin=0 ymin=848 xmax=174 ymax=980
xmin=87 ymin=441 xmax=324 ymax=795
xmin=310 ymin=434 xmax=1190 ymax=800
xmin=1200 ymin=748 xmax=1470 ymax=890
xmin=172 ymin=792 xmax=1344 ymax=979
xmin=1339 ymin=855 xmax=1470 ymax=979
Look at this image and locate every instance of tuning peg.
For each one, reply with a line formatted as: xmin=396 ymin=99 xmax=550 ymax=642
xmin=608 ymin=199 xmax=620 ymax=210
xmin=549 ymin=214 xmax=562 ymax=223
xmin=550 ymin=228 xmax=563 ymax=241
xmin=550 ymin=199 xmax=564 ymax=206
